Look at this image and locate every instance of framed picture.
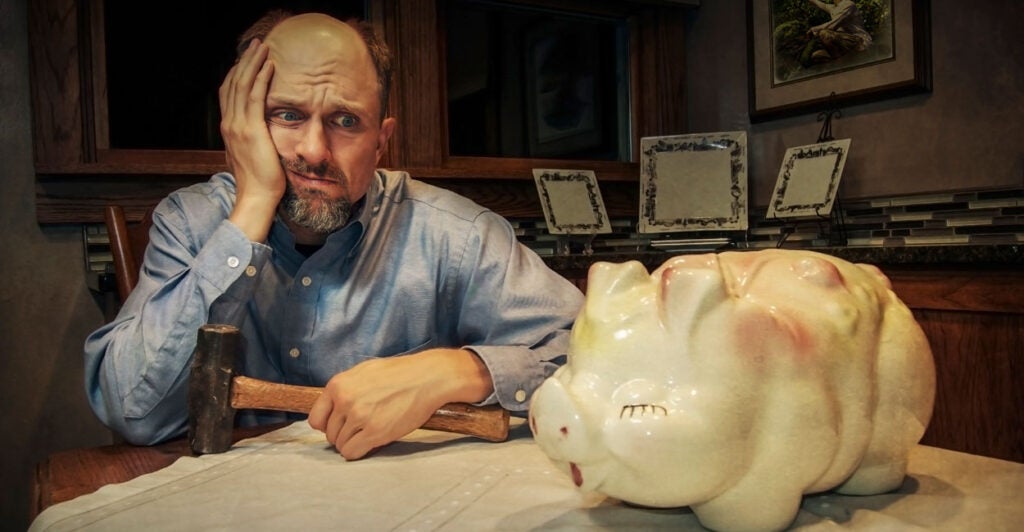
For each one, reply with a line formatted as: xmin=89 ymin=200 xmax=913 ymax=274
xmin=532 ymin=169 xmax=612 ymax=235
xmin=747 ymin=0 xmax=931 ymax=122
xmin=524 ymin=21 xmax=604 ymax=157
xmin=639 ymin=132 xmax=748 ymax=233
xmin=767 ymin=139 xmax=852 ymax=219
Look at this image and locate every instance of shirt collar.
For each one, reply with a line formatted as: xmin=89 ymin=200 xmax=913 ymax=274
xmin=342 ymin=170 xmax=385 ymax=257
xmin=269 ymin=170 xmax=384 ymax=260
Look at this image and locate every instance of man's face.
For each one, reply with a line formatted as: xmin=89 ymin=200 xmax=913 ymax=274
xmin=264 ymin=16 xmax=394 ymax=233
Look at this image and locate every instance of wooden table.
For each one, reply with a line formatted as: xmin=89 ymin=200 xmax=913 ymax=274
xmin=30 ymin=424 xmax=284 ymax=521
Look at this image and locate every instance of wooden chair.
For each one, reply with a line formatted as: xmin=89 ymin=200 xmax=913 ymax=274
xmin=103 ymin=206 xmax=153 ymax=304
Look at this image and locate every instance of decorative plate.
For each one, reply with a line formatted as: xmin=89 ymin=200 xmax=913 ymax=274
xmin=532 ymin=169 xmax=612 ymax=235
xmin=639 ymin=132 xmax=748 ymax=233
xmin=767 ymin=139 xmax=852 ymax=219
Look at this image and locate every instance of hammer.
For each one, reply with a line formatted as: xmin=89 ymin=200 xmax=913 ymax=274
xmin=187 ymin=324 xmax=510 ymax=454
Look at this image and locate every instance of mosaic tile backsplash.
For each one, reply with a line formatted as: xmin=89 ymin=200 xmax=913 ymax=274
xmin=84 ymin=188 xmax=1024 ymax=275
xmin=513 ymin=188 xmax=1024 ymax=255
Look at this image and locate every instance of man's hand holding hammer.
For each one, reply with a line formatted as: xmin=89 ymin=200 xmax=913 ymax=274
xmin=188 ymin=325 xmax=509 ymax=457
xmin=309 ymin=348 xmax=495 ymax=459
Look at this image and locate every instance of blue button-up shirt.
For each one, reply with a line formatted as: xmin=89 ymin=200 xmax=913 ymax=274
xmin=85 ymin=170 xmax=583 ymax=444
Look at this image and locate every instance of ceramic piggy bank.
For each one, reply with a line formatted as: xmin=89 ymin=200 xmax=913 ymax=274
xmin=529 ymin=249 xmax=935 ymax=532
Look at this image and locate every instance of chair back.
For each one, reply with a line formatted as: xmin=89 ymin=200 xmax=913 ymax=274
xmin=103 ymin=205 xmax=153 ymax=304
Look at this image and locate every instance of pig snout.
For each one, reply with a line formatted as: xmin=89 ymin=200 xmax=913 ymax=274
xmin=529 ymin=377 xmax=592 ymax=461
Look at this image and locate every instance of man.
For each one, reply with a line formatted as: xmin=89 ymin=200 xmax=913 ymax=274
xmin=84 ymin=12 xmax=583 ymax=460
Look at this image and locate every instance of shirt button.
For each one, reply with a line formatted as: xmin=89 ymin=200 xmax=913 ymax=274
xmin=245 ymin=265 xmax=257 ymax=277
xmin=514 ymin=389 xmax=527 ymax=403
xmin=227 ymin=256 xmax=240 ymax=268
xmin=301 ymin=276 xmax=312 ymax=286
xmin=289 ymin=347 xmax=301 ymax=358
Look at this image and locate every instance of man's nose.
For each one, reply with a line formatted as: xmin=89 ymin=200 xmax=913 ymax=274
xmin=296 ymin=120 xmax=331 ymax=166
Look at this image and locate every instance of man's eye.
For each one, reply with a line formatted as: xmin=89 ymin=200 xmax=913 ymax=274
xmin=268 ymin=110 xmax=302 ymax=124
xmin=334 ymin=115 xmax=358 ymax=128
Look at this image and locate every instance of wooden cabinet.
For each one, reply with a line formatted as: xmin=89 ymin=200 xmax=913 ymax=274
xmin=28 ymin=0 xmax=693 ymax=223
xmin=882 ymin=266 xmax=1024 ymax=463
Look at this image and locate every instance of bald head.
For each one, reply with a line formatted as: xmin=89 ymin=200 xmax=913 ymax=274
xmin=236 ymin=11 xmax=392 ymax=120
xmin=265 ymin=13 xmax=362 ymax=57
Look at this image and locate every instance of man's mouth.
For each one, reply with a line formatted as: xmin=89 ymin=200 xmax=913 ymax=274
xmin=289 ymin=170 xmax=337 ymax=184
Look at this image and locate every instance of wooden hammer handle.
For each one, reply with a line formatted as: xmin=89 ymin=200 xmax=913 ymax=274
xmin=230 ymin=375 xmax=510 ymax=442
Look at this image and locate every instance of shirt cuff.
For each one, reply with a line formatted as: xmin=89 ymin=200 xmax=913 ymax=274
xmin=464 ymin=345 xmax=558 ymax=412
xmin=193 ymin=220 xmax=272 ymax=293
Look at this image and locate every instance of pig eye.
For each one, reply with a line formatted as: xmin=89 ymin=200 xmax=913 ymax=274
xmin=620 ymin=404 xmax=668 ymax=418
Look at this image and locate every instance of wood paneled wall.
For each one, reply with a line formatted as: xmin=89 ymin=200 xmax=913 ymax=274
xmin=885 ymin=267 xmax=1024 ymax=463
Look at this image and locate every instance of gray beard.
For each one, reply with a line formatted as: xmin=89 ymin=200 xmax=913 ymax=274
xmin=278 ymin=157 xmax=352 ymax=234
xmin=279 ymin=183 xmax=352 ymax=234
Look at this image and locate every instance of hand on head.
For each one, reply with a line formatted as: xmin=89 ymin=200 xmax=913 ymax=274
xmin=220 ymin=38 xmax=284 ymax=242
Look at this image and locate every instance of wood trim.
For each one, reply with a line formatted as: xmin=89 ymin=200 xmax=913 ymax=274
xmin=36 ymin=173 xmax=641 ymax=224
xmin=36 ymin=149 xmax=227 ymax=175
xmin=28 ymin=0 xmax=85 ymax=165
xmin=88 ymin=0 xmax=109 ymax=151
xmin=632 ymin=6 xmax=688 ymax=139
xmin=915 ymin=308 xmax=1023 ymax=462
xmin=381 ymin=0 xmax=445 ymax=168
xmin=885 ymin=268 xmax=1024 ymax=315
xmin=411 ymin=157 xmax=639 ymax=181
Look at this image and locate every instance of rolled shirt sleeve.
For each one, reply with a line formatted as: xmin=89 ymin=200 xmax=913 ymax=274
xmin=455 ymin=211 xmax=582 ymax=411
xmin=84 ymin=183 xmax=270 ymax=444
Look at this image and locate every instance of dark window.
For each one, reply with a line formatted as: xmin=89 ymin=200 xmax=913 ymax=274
xmin=446 ymin=1 xmax=630 ymax=161
xmin=104 ymin=1 xmax=365 ymax=150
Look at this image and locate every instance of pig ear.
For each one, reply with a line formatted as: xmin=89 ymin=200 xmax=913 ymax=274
xmin=659 ymin=265 xmax=728 ymax=332
xmin=588 ymin=261 xmax=650 ymax=297
xmin=583 ymin=261 xmax=652 ymax=320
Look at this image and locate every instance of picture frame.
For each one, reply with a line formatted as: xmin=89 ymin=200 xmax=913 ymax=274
xmin=766 ymin=138 xmax=852 ymax=219
xmin=747 ymin=0 xmax=931 ymax=122
xmin=524 ymin=21 xmax=604 ymax=157
xmin=639 ymin=132 xmax=748 ymax=233
xmin=532 ymin=169 xmax=612 ymax=235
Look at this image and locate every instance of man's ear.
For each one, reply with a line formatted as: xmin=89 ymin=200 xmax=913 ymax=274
xmin=375 ymin=117 xmax=397 ymax=161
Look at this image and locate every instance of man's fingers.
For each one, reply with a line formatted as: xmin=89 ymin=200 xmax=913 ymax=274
xmin=339 ymin=429 xmax=382 ymax=461
xmin=229 ymin=39 xmax=268 ymax=119
xmin=333 ymin=409 xmax=365 ymax=450
xmin=248 ymin=59 xmax=274 ymax=120
xmin=307 ymin=393 xmax=331 ymax=431
xmin=324 ymin=413 xmax=344 ymax=444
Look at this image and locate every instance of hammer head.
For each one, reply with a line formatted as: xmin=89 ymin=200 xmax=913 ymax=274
xmin=188 ymin=324 xmax=242 ymax=455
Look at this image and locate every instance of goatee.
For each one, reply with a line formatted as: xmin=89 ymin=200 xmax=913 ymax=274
xmin=278 ymin=157 xmax=353 ymax=234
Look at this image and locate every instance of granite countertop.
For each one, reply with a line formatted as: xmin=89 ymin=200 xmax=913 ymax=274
xmin=542 ymin=244 xmax=1024 ymax=272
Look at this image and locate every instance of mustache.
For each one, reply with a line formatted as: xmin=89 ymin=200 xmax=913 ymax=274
xmin=279 ymin=156 xmax=346 ymax=181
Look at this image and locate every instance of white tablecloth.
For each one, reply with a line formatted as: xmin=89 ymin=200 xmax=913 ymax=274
xmin=30 ymin=421 xmax=1024 ymax=531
